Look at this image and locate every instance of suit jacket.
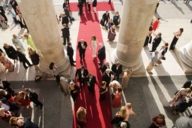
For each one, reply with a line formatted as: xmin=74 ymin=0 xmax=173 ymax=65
xmin=102 ymin=13 xmax=110 ymax=22
xmin=62 ymin=15 xmax=69 ymax=25
xmin=144 ymin=35 xmax=152 ymax=46
xmin=77 ymin=41 xmax=87 ymax=52
xmin=3 ymin=46 xmax=18 ymax=60
xmin=111 ymin=64 xmax=122 ymax=75
xmin=153 ymin=36 xmax=161 ymax=47
xmin=100 ymin=64 xmax=108 ymax=73
xmin=87 ymin=75 xmax=96 ymax=88
xmin=67 ymin=46 xmax=74 ymax=57
xmin=102 ymin=72 xmax=113 ymax=85
xmin=97 ymin=46 xmax=106 ymax=60
xmin=75 ymin=68 xmax=88 ymax=80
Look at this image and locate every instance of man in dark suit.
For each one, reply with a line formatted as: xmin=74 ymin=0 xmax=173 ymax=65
xmin=67 ymin=43 xmax=75 ymax=66
xmin=111 ymin=62 xmax=122 ymax=80
xmin=75 ymin=65 xmax=89 ymax=87
xmin=61 ymin=24 xmax=70 ymax=45
xmin=17 ymin=50 xmax=32 ymax=69
xmin=61 ymin=13 xmax=69 ymax=26
xmin=78 ymin=0 xmax=83 ymax=15
xmin=102 ymin=11 xmax=110 ymax=29
xmin=144 ymin=33 xmax=152 ymax=47
xmin=87 ymin=73 xmax=96 ymax=94
xmin=150 ymin=33 xmax=162 ymax=52
xmin=102 ymin=69 xmax=113 ymax=86
xmin=25 ymin=88 xmax=43 ymax=109
xmin=97 ymin=45 xmax=106 ymax=66
xmin=77 ymin=39 xmax=87 ymax=63
xmin=100 ymin=62 xmax=110 ymax=74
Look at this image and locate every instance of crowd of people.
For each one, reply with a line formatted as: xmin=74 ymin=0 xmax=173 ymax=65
xmin=0 ymin=80 xmax=42 ymax=128
xmin=144 ymin=16 xmax=184 ymax=75
xmin=100 ymin=11 xmax=121 ymax=42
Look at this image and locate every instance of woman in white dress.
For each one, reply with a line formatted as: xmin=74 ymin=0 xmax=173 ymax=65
xmin=91 ymin=36 xmax=97 ymax=58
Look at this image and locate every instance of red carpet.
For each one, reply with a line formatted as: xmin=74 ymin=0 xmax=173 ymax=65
xmin=73 ymin=2 xmax=114 ymax=128
xmin=69 ymin=2 xmax=114 ymax=12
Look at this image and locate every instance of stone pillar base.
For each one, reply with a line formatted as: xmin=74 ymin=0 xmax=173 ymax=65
xmin=175 ymin=48 xmax=192 ymax=74
xmin=111 ymin=50 xmax=146 ymax=76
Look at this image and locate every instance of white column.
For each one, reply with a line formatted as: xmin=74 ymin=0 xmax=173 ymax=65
xmin=113 ymin=0 xmax=158 ymax=73
xmin=178 ymin=40 xmax=192 ymax=73
xmin=18 ymin=0 xmax=71 ymax=78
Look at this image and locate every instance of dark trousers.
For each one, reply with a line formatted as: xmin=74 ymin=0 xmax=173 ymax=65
xmin=21 ymin=57 xmax=32 ymax=69
xmin=78 ymin=3 xmax=83 ymax=15
xmin=63 ymin=36 xmax=70 ymax=45
xmin=29 ymin=92 xmax=43 ymax=108
xmin=87 ymin=3 xmax=91 ymax=11
xmin=79 ymin=50 xmax=85 ymax=61
xmin=151 ymin=44 xmax=158 ymax=52
xmin=69 ymin=55 xmax=75 ymax=66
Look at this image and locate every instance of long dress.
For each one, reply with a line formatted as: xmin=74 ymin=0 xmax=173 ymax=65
xmin=91 ymin=40 xmax=97 ymax=57
xmin=108 ymin=28 xmax=116 ymax=41
xmin=112 ymin=92 xmax=121 ymax=108
xmin=152 ymin=20 xmax=159 ymax=31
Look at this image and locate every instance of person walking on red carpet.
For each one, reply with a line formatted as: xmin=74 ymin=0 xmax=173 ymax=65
xmin=97 ymin=44 xmax=106 ymax=66
xmin=77 ymin=39 xmax=87 ymax=64
xmin=92 ymin=0 xmax=97 ymax=13
xmin=78 ymin=0 xmax=83 ymax=15
xmin=86 ymin=73 xmax=96 ymax=94
xmin=75 ymin=65 xmax=89 ymax=87
xmin=86 ymin=0 xmax=92 ymax=12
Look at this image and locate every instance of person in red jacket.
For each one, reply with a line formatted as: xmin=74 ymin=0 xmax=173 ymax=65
xmin=152 ymin=18 xmax=160 ymax=31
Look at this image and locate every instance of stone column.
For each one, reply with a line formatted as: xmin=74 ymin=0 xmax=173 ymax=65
xmin=113 ymin=0 xmax=158 ymax=73
xmin=178 ymin=40 xmax=192 ymax=73
xmin=18 ymin=0 xmax=71 ymax=78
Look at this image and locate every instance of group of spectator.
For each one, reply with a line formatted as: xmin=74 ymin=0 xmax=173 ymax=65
xmin=100 ymin=11 xmax=121 ymax=42
xmin=0 ymin=0 xmax=28 ymax=31
xmin=144 ymin=17 xmax=184 ymax=75
xmin=77 ymin=0 xmax=97 ymax=15
xmin=0 ymin=80 xmax=42 ymax=128
xmin=0 ymin=33 xmax=41 ymax=81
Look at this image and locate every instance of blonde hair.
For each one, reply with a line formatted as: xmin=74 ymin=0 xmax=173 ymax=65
xmin=119 ymin=106 xmax=127 ymax=118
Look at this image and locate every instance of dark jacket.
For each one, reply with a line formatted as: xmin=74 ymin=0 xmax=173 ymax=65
xmin=29 ymin=52 xmax=40 ymax=65
xmin=62 ymin=26 xmax=70 ymax=37
xmin=77 ymin=41 xmax=87 ymax=52
xmin=97 ymin=46 xmax=106 ymax=61
xmin=3 ymin=46 xmax=18 ymax=60
xmin=23 ymin=118 xmax=38 ymax=128
xmin=111 ymin=64 xmax=122 ymax=75
xmin=67 ymin=46 xmax=74 ymax=57
xmin=75 ymin=68 xmax=88 ymax=81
